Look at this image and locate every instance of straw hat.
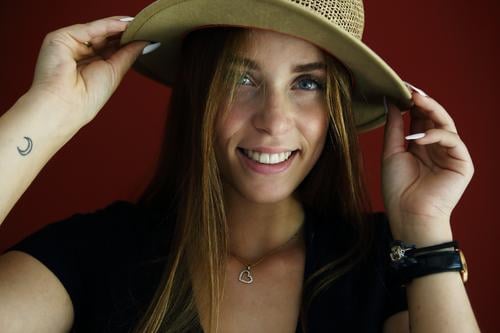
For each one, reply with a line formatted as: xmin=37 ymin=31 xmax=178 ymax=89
xmin=120 ymin=0 xmax=413 ymax=132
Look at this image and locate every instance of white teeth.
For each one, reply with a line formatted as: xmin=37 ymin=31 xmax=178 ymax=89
xmin=242 ymin=149 xmax=294 ymax=164
xmin=269 ymin=154 xmax=279 ymax=164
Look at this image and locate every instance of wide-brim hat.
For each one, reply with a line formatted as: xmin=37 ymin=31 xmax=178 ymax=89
xmin=120 ymin=0 xmax=412 ymax=132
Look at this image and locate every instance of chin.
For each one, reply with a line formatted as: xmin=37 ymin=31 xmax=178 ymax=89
xmin=237 ymin=184 xmax=297 ymax=205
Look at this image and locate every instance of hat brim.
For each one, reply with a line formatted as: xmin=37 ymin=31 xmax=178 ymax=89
xmin=120 ymin=0 xmax=413 ymax=132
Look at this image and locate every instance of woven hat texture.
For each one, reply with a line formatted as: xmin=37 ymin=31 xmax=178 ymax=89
xmin=288 ymin=0 xmax=365 ymax=39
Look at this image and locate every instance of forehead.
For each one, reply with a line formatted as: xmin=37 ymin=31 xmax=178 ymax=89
xmin=239 ymin=29 xmax=325 ymax=62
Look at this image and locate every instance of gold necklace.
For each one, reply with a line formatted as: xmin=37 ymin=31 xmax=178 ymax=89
xmin=230 ymin=224 xmax=304 ymax=284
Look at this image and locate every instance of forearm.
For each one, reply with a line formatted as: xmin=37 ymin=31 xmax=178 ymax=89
xmin=406 ymin=272 xmax=480 ymax=332
xmin=0 ymin=90 xmax=82 ymax=226
xmin=399 ymin=220 xmax=480 ymax=332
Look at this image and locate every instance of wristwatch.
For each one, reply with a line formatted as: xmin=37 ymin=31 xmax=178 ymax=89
xmin=390 ymin=241 xmax=468 ymax=285
xmin=458 ymin=249 xmax=469 ymax=282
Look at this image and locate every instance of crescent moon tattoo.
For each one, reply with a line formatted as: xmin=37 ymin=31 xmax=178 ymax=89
xmin=17 ymin=136 xmax=33 ymax=156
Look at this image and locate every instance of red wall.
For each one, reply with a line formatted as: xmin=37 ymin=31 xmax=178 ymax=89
xmin=0 ymin=0 xmax=498 ymax=330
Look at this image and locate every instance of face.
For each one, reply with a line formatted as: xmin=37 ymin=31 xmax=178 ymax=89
xmin=215 ymin=29 xmax=329 ymax=204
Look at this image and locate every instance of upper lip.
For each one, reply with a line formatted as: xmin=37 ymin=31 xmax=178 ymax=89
xmin=238 ymin=146 xmax=298 ymax=154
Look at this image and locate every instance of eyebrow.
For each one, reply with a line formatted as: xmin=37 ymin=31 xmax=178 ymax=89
xmin=233 ymin=57 xmax=326 ymax=73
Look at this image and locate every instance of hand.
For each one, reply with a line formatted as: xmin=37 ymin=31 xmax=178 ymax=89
xmin=28 ymin=16 xmax=149 ymax=126
xmin=381 ymin=86 xmax=475 ymax=245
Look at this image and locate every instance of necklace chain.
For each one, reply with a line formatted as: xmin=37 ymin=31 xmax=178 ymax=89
xmin=230 ymin=224 xmax=304 ymax=284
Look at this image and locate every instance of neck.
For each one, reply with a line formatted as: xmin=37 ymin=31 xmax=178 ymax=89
xmin=224 ymin=188 xmax=305 ymax=262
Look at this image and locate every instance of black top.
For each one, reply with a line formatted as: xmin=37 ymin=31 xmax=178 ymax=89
xmin=4 ymin=200 xmax=407 ymax=332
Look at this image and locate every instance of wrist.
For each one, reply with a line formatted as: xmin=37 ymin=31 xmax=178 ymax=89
xmin=389 ymin=240 xmax=468 ymax=285
xmin=18 ymin=89 xmax=85 ymax=138
xmin=397 ymin=219 xmax=453 ymax=248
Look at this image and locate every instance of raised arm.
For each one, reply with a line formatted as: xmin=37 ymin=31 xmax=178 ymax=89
xmin=0 ymin=16 xmax=148 ymax=332
xmin=381 ymin=84 xmax=480 ymax=332
xmin=0 ymin=16 xmax=148 ymax=226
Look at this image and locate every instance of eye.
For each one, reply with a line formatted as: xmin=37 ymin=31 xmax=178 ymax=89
xmin=294 ymin=75 xmax=325 ymax=91
xmin=237 ymin=73 xmax=254 ymax=86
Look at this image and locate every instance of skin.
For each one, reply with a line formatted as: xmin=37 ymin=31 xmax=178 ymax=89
xmin=214 ymin=29 xmax=329 ymax=261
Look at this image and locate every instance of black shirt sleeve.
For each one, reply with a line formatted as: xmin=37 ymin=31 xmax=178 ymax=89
xmin=4 ymin=209 xmax=92 ymax=322
xmin=2 ymin=200 xmax=149 ymax=331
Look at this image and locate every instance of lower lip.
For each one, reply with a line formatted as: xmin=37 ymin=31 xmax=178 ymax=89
xmin=237 ymin=148 xmax=298 ymax=174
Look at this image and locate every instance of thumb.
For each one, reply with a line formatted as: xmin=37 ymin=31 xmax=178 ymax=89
xmin=107 ymin=40 xmax=150 ymax=85
xmin=382 ymin=98 xmax=406 ymax=160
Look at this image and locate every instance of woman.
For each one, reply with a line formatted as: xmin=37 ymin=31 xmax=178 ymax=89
xmin=0 ymin=0 xmax=479 ymax=332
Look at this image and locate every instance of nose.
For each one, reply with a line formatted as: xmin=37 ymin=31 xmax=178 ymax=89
xmin=251 ymin=86 xmax=293 ymax=135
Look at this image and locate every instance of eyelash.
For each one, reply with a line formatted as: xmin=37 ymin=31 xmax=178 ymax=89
xmin=237 ymin=73 xmax=325 ymax=91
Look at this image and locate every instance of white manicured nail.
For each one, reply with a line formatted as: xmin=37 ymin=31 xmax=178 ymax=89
xmin=405 ymin=132 xmax=426 ymax=140
xmin=404 ymin=82 xmax=429 ymax=97
xmin=142 ymin=42 xmax=161 ymax=55
xmin=119 ymin=17 xmax=134 ymax=22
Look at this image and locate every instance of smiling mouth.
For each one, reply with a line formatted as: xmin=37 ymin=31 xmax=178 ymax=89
xmin=237 ymin=147 xmax=299 ymax=165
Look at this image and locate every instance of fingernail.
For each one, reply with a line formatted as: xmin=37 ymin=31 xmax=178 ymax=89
xmin=142 ymin=42 xmax=161 ymax=55
xmin=119 ymin=17 xmax=134 ymax=22
xmin=405 ymin=132 xmax=426 ymax=140
xmin=404 ymin=81 xmax=429 ymax=97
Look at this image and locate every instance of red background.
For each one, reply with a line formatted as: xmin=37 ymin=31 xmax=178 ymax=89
xmin=0 ymin=0 xmax=498 ymax=330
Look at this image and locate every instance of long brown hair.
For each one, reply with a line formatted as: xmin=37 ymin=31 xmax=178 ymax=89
xmin=132 ymin=26 xmax=375 ymax=333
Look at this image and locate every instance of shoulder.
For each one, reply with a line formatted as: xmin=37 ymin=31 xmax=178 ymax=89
xmin=2 ymin=200 xmax=169 ymax=331
xmin=70 ymin=200 xmax=169 ymax=258
xmin=5 ymin=199 xmax=165 ymax=267
xmin=77 ymin=199 xmax=146 ymax=224
xmin=54 ymin=199 xmax=160 ymax=237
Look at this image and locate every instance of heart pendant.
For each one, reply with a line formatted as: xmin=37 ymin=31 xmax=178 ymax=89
xmin=238 ymin=268 xmax=254 ymax=284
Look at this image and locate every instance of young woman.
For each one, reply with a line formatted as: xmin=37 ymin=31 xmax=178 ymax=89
xmin=0 ymin=0 xmax=479 ymax=332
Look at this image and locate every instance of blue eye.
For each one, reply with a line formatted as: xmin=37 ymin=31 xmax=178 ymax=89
xmin=236 ymin=73 xmax=324 ymax=90
xmin=237 ymin=73 xmax=253 ymax=86
xmin=296 ymin=76 xmax=325 ymax=91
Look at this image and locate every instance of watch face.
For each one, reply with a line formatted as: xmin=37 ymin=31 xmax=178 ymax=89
xmin=459 ymin=250 xmax=468 ymax=283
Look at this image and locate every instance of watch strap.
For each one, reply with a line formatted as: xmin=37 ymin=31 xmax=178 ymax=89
xmin=397 ymin=250 xmax=463 ymax=285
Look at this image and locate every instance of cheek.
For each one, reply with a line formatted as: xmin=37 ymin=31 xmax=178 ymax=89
xmin=298 ymin=107 xmax=329 ymax=148
xmin=214 ymin=105 xmax=252 ymax=151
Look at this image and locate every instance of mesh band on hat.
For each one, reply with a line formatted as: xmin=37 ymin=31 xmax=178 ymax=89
xmin=289 ymin=0 xmax=365 ymax=39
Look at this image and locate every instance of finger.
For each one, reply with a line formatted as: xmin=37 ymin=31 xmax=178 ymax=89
xmin=409 ymin=106 xmax=435 ymax=132
xmin=45 ymin=16 xmax=132 ymax=63
xmin=80 ymin=30 xmax=124 ymax=53
xmin=406 ymin=105 xmax=435 ymax=151
xmin=382 ymin=97 xmax=406 ymax=160
xmin=106 ymin=40 xmax=149 ymax=75
xmin=98 ymin=39 xmax=123 ymax=59
xmin=409 ymin=90 xmax=458 ymax=134
xmin=84 ymin=40 xmax=149 ymax=93
xmin=408 ymin=128 xmax=472 ymax=163
xmin=73 ymin=15 xmax=132 ymax=43
xmin=76 ymin=39 xmax=121 ymax=67
xmin=77 ymin=36 xmax=135 ymax=66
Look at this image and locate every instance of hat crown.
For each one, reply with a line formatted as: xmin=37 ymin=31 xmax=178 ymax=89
xmin=288 ymin=0 xmax=365 ymax=40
